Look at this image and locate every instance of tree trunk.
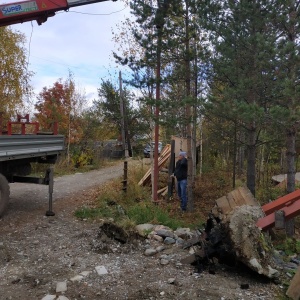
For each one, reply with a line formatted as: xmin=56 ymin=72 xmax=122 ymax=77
xmin=232 ymin=121 xmax=237 ymax=188
xmin=184 ymin=0 xmax=194 ymax=212
xmin=285 ymin=127 xmax=296 ymax=236
xmin=286 ymin=127 xmax=296 ymax=194
xmin=247 ymin=127 xmax=256 ymax=196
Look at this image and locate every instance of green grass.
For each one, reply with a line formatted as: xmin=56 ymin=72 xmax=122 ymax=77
xmin=72 ymin=161 xmax=209 ymax=231
xmin=75 ymin=197 xmax=185 ymax=230
xmin=126 ymin=202 xmax=184 ymax=230
xmin=274 ymin=237 xmax=300 ymax=256
xmin=73 ymin=167 xmax=188 ymax=230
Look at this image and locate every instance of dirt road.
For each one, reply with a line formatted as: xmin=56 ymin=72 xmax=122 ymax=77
xmin=7 ymin=163 xmax=124 ymax=219
xmin=0 ymin=162 xmax=282 ymax=300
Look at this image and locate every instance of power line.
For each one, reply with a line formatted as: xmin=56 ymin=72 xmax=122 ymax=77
xmin=29 ymin=55 xmax=82 ymax=69
xmin=57 ymin=6 xmax=127 ymax=16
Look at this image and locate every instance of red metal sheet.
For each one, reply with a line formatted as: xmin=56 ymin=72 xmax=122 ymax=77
xmin=261 ymin=189 xmax=300 ymax=215
xmin=257 ymin=200 xmax=300 ymax=231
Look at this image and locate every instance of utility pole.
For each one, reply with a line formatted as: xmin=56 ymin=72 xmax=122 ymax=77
xmin=119 ymin=71 xmax=129 ymax=158
xmin=119 ymin=71 xmax=129 ymax=194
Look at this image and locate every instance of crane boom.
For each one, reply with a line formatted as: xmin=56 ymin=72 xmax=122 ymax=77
xmin=0 ymin=0 xmax=112 ymax=27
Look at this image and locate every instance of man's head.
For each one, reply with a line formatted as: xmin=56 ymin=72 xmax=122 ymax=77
xmin=178 ymin=151 xmax=186 ymax=159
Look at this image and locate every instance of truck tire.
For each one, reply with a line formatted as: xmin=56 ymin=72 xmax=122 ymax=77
xmin=0 ymin=174 xmax=10 ymax=217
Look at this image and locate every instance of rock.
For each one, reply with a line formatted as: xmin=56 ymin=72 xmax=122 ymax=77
xmin=225 ymin=204 xmax=278 ymax=278
xmin=291 ymin=258 xmax=300 ymax=265
xmin=70 ymin=275 xmax=84 ymax=282
xmin=57 ymin=296 xmax=69 ymax=300
xmin=144 ymin=248 xmax=157 ymax=256
xmin=167 ymin=278 xmax=176 ymax=284
xmin=155 ymin=229 xmax=175 ymax=239
xmin=151 ymin=234 xmax=164 ymax=242
xmin=267 ymin=265 xmax=279 ymax=278
xmin=80 ymin=271 xmax=91 ymax=277
xmin=156 ymin=245 xmax=165 ymax=252
xmin=95 ymin=265 xmax=108 ymax=275
xmin=41 ymin=295 xmax=56 ymax=300
xmin=160 ymin=258 xmax=169 ymax=265
xmin=56 ymin=281 xmax=67 ymax=293
xmin=176 ymin=237 xmax=185 ymax=246
xmin=135 ymin=224 xmax=155 ymax=237
xmin=164 ymin=237 xmax=176 ymax=244
xmin=249 ymin=258 xmax=263 ymax=274
xmin=174 ymin=228 xmax=192 ymax=239
xmin=180 ymin=254 xmax=197 ymax=265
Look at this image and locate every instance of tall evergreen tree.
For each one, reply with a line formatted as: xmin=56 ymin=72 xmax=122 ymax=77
xmin=269 ymin=0 xmax=300 ymax=194
xmin=95 ymin=80 xmax=145 ymax=144
xmin=198 ymin=0 xmax=279 ymax=195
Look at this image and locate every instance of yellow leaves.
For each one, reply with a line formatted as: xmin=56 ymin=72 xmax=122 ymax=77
xmin=0 ymin=27 xmax=32 ymax=119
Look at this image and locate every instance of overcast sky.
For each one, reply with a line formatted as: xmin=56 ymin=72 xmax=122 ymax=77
xmin=4 ymin=0 xmax=131 ymax=105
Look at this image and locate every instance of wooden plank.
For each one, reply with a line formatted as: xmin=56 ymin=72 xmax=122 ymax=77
xmin=138 ymin=168 xmax=151 ymax=186
xmin=213 ymin=187 xmax=258 ymax=218
xmin=157 ymin=186 xmax=167 ymax=195
xmin=162 ymin=187 xmax=169 ymax=196
xmin=286 ymin=266 xmax=300 ymax=300
xmin=138 ymin=146 xmax=171 ymax=186
xmin=226 ymin=192 xmax=239 ymax=210
xmin=215 ymin=196 xmax=232 ymax=216
xmin=230 ymin=188 xmax=248 ymax=207
xmin=159 ymin=144 xmax=171 ymax=160
xmin=237 ymin=186 xmax=258 ymax=206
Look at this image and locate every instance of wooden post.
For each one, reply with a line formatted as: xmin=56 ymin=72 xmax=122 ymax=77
xmin=119 ymin=71 xmax=128 ymax=158
xmin=286 ymin=219 xmax=295 ymax=237
xmin=122 ymin=161 xmax=128 ymax=192
xmin=45 ymin=167 xmax=55 ymax=216
xmin=275 ymin=210 xmax=285 ymax=229
xmin=286 ymin=266 xmax=300 ymax=300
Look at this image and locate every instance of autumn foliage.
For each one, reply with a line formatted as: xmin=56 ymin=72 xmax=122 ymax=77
xmin=35 ymin=78 xmax=83 ymax=145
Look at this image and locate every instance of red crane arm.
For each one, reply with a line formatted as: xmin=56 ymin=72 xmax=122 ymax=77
xmin=0 ymin=0 xmax=111 ymax=27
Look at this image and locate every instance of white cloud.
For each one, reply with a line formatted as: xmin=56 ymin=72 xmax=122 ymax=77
xmin=5 ymin=0 xmax=131 ymax=105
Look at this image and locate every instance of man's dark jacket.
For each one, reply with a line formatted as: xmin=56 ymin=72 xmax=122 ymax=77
xmin=174 ymin=157 xmax=187 ymax=181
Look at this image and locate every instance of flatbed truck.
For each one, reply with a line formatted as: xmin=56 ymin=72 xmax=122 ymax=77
xmin=0 ymin=114 xmax=65 ymax=216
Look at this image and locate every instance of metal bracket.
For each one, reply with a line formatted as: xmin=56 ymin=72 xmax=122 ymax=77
xmin=12 ymin=166 xmax=55 ymax=216
xmin=45 ymin=166 xmax=55 ymax=216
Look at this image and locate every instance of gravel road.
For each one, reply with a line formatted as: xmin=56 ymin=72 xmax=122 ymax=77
xmin=7 ymin=163 xmax=124 ymax=219
xmin=0 ymin=161 xmax=283 ymax=300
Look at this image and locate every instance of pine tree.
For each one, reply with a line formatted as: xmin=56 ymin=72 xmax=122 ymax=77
xmin=269 ymin=0 xmax=300 ymax=195
xmin=198 ymin=0 xmax=279 ymax=196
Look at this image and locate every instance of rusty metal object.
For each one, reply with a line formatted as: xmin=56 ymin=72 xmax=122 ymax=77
xmin=256 ymin=200 xmax=300 ymax=231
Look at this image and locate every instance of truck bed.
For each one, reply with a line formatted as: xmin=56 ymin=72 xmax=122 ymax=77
xmin=0 ymin=134 xmax=65 ymax=161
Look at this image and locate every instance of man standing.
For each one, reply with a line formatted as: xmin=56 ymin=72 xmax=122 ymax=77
xmin=174 ymin=151 xmax=188 ymax=212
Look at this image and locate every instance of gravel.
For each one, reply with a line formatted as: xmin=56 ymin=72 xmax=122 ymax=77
xmin=0 ymin=161 xmax=283 ymax=299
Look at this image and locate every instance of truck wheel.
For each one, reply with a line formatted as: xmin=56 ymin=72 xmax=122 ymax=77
xmin=0 ymin=174 xmax=10 ymax=217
